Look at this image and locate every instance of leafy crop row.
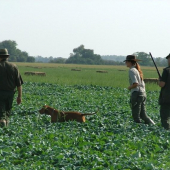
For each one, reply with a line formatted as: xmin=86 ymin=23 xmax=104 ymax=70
xmin=0 ymin=82 xmax=169 ymax=169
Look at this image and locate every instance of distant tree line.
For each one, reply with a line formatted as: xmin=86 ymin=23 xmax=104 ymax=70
xmin=134 ymin=52 xmax=167 ymax=67
xmin=0 ymin=40 xmax=168 ymax=66
xmin=101 ymin=55 xmax=126 ymax=62
xmin=102 ymin=52 xmax=168 ymax=67
xmin=64 ymin=45 xmax=168 ymax=66
xmin=35 ymin=56 xmax=66 ymax=63
xmin=0 ymin=40 xmax=35 ymax=62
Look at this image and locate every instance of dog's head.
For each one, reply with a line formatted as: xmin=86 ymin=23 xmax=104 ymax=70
xmin=39 ymin=105 xmax=50 ymax=115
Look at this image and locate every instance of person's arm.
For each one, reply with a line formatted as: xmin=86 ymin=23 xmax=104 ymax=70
xmin=158 ymin=81 xmax=165 ymax=88
xmin=158 ymin=69 xmax=167 ymax=88
xmin=15 ymin=66 xmax=23 ymax=105
xmin=128 ymin=69 xmax=139 ymax=90
xmin=128 ymin=83 xmax=138 ymax=90
xmin=17 ymin=86 xmax=22 ymax=105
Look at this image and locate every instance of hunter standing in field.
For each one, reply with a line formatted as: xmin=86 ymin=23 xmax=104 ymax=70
xmin=158 ymin=54 xmax=170 ymax=130
xmin=124 ymin=55 xmax=155 ymax=124
xmin=0 ymin=48 xmax=23 ymax=127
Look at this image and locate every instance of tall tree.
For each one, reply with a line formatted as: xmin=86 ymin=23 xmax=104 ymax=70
xmin=0 ymin=40 xmax=18 ymax=61
xmin=66 ymin=45 xmax=103 ymax=65
xmin=0 ymin=40 xmax=35 ymax=62
xmin=134 ymin=52 xmax=152 ymax=66
xmin=27 ymin=56 xmax=35 ymax=62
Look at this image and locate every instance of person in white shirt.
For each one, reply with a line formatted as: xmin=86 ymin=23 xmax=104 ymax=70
xmin=124 ymin=55 xmax=155 ymax=125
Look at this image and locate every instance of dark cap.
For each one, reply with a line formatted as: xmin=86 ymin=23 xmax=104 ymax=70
xmin=124 ymin=55 xmax=141 ymax=62
xmin=166 ymin=54 xmax=170 ymax=59
xmin=0 ymin=48 xmax=9 ymax=58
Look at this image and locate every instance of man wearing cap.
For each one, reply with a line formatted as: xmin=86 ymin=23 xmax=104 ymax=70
xmin=0 ymin=48 xmax=23 ymax=128
xmin=158 ymin=54 xmax=170 ymax=129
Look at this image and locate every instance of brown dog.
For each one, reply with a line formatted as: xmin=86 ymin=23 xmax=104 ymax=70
xmin=39 ymin=105 xmax=97 ymax=123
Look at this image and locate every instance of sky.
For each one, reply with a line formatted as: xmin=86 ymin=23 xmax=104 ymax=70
xmin=1 ymin=0 xmax=170 ymax=58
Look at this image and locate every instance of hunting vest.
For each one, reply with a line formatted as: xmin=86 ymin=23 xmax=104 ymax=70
xmin=159 ymin=67 xmax=170 ymax=105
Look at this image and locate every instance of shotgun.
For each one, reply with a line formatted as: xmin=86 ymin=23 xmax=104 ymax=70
xmin=149 ymin=52 xmax=161 ymax=79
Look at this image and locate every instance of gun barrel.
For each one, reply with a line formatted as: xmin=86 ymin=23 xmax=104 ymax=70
xmin=149 ymin=52 xmax=161 ymax=79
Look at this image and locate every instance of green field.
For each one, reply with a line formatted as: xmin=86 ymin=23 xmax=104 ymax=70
xmin=1 ymin=63 xmax=169 ymax=169
xmin=16 ymin=62 xmax=161 ymax=90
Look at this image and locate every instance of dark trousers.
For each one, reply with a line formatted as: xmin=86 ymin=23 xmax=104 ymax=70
xmin=0 ymin=91 xmax=14 ymax=122
xmin=130 ymin=91 xmax=153 ymax=124
xmin=160 ymin=104 xmax=170 ymax=130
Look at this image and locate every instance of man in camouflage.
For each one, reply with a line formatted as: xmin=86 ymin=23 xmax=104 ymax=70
xmin=158 ymin=54 xmax=170 ymax=129
xmin=0 ymin=49 xmax=23 ymax=127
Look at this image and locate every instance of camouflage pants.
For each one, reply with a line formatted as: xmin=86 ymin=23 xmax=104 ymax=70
xmin=0 ymin=91 xmax=14 ymax=127
xmin=130 ymin=91 xmax=153 ymax=124
xmin=160 ymin=104 xmax=170 ymax=130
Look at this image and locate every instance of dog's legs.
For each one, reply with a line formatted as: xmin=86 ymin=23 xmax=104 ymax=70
xmin=51 ymin=116 xmax=55 ymax=123
xmin=82 ymin=116 xmax=86 ymax=122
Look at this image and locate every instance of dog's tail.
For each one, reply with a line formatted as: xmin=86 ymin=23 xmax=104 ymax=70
xmin=81 ymin=110 xmax=99 ymax=116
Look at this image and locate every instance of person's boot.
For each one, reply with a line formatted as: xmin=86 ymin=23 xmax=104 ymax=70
xmin=134 ymin=118 xmax=142 ymax=123
xmin=145 ymin=118 xmax=155 ymax=125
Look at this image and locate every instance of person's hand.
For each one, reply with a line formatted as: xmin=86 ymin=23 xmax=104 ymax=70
xmin=128 ymin=86 xmax=131 ymax=90
xmin=158 ymin=80 xmax=160 ymax=85
xmin=17 ymin=97 xmax=22 ymax=105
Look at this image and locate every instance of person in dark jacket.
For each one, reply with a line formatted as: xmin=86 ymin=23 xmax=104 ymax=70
xmin=124 ymin=55 xmax=155 ymax=125
xmin=0 ymin=48 xmax=23 ymax=127
xmin=158 ymin=54 xmax=170 ymax=129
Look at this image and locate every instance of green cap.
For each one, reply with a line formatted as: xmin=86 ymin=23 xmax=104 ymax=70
xmin=0 ymin=48 xmax=9 ymax=57
xmin=166 ymin=54 xmax=170 ymax=59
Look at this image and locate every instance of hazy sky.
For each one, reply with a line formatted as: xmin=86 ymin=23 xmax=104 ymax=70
xmin=1 ymin=0 xmax=170 ymax=58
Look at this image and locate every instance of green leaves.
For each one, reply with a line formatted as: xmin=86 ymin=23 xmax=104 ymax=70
xmin=0 ymin=82 xmax=168 ymax=169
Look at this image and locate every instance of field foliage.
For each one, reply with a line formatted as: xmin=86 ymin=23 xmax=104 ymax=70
xmin=16 ymin=63 xmax=161 ymax=90
xmin=0 ymin=63 xmax=169 ymax=169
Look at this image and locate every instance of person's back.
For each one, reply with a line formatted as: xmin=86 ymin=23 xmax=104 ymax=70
xmin=159 ymin=66 xmax=170 ymax=105
xmin=0 ymin=59 xmax=22 ymax=91
xmin=0 ymin=49 xmax=23 ymax=127
xmin=158 ymin=54 xmax=170 ymax=129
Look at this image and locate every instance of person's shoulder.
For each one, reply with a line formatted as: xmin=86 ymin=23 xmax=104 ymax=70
xmin=6 ymin=61 xmax=17 ymax=68
xmin=129 ymin=68 xmax=136 ymax=73
xmin=164 ymin=66 xmax=170 ymax=70
xmin=6 ymin=62 xmax=19 ymax=72
xmin=163 ymin=66 xmax=170 ymax=73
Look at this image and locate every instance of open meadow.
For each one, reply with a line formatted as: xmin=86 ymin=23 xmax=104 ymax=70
xmin=1 ymin=63 xmax=170 ymax=169
xmin=16 ymin=62 xmax=161 ymax=90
